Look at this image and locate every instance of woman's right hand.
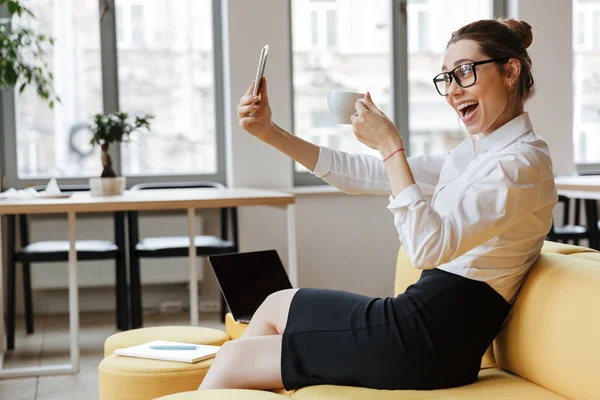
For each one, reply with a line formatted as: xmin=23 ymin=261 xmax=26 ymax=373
xmin=237 ymin=77 xmax=273 ymax=142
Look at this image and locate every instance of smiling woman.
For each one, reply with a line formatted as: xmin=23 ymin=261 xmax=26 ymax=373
xmin=439 ymin=19 xmax=535 ymax=136
xmin=204 ymin=17 xmax=558 ymax=394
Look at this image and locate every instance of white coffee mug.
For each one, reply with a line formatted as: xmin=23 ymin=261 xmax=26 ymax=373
xmin=327 ymin=91 xmax=366 ymax=125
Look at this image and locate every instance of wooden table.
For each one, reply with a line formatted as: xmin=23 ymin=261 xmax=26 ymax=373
xmin=0 ymin=188 xmax=296 ymax=379
xmin=554 ymin=175 xmax=600 ymax=250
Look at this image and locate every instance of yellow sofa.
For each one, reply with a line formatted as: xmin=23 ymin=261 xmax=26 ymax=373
xmin=134 ymin=241 xmax=600 ymax=399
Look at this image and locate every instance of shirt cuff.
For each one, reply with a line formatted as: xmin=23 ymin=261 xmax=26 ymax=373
xmin=311 ymin=146 xmax=333 ymax=177
xmin=387 ymin=184 xmax=425 ymax=209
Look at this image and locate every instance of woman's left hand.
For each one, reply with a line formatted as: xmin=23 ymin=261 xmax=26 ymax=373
xmin=351 ymin=92 xmax=404 ymax=157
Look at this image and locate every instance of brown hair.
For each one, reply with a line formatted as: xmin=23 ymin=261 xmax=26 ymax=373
xmin=447 ymin=18 xmax=535 ymax=102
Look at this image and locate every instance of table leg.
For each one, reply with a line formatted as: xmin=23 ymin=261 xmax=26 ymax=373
xmin=287 ymin=204 xmax=298 ymax=287
xmin=0 ymin=212 xmax=79 ymax=378
xmin=585 ymin=199 xmax=600 ymax=250
xmin=188 ymin=208 xmax=199 ymax=326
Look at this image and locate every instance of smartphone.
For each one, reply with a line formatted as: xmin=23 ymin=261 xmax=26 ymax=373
xmin=253 ymin=44 xmax=270 ymax=97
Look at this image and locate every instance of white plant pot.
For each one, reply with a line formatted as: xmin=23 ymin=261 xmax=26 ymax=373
xmin=89 ymin=177 xmax=126 ymax=196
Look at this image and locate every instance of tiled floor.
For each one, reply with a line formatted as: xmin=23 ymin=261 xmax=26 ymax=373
xmin=0 ymin=311 xmax=225 ymax=400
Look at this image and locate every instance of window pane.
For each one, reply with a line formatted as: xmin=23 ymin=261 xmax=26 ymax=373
xmin=15 ymin=0 xmax=103 ymax=179
xmin=292 ymin=0 xmax=391 ymax=172
xmin=311 ymin=11 xmax=318 ymax=46
xmin=407 ymin=0 xmax=492 ymax=157
xmin=574 ymin=0 xmax=600 ymax=163
xmin=117 ymin=0 xmax=217 ymax=176
xmin=326 ymin=9 xmax=337 ymax=48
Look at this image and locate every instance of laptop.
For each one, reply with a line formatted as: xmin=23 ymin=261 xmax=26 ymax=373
xmin=208 ymin=250 xmax=293 ymax=323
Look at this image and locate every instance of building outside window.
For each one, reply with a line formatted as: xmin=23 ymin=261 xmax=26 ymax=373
xmin=573 ymin=0 xmax=600 ymax=165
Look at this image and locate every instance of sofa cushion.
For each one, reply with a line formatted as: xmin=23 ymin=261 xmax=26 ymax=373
xmin=570 ymin=252 xmax=600 ymax=262
xmin=289 ymin=368 xmax=565 ymax=399
xmin=540 ymin=241 xmax=599 ymax=255
xmin=99 ymin=354 xmax=215 ymax=400
xmin=494 ymin=253 xmax=600 ymax=400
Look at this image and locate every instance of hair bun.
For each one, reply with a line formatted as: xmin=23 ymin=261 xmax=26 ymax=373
xmin=503 ymin=18 xmax=533 ymax=49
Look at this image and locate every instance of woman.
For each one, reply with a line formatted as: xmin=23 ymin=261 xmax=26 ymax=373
xmin=199 ymin=18 xmax=557 ymax=391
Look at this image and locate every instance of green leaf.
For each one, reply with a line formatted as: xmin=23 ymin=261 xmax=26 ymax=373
xmin=7 ymin=1 xmax=17 ymax=15
xmin=18 ymin=81 xmax=26 ymax=93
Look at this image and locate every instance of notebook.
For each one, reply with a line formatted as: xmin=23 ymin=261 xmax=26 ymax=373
xmin=208 ymin=250 xmax=293 ymax=323
xmin=114 ymin=340 xmax=220 ymax=363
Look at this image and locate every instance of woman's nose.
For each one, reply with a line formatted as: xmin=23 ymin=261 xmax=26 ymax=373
xmin=446 ymin=78 xmax=464 ymax=97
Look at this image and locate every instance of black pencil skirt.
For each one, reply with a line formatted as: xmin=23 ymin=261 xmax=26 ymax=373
xmin=281 ymin=268 xmax=511 ymax=391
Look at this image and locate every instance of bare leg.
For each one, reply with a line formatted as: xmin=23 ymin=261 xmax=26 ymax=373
xmin=198 ymin=288 xmax=299 ymax=390
xmin=241 ymin=288 xmax=299 ymax=337
xmin=199 ymin=334 xmax=283 ymax=389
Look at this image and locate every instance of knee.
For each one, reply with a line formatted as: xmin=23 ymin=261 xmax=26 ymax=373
xmin=264 ymin=289 xmax=296 ymax=305
xmin=214 ymin=340 xmax=240 ymax=363
xmin=256 ymin=289 xmax=297 ymax=316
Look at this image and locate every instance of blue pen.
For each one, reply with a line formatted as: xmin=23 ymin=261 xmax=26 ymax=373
xmin=150 ymin=345 xmax=198 ymax=350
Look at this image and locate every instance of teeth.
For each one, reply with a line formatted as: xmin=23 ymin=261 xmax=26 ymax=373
xmin=457 ymin=101 xmax=478 ymax=111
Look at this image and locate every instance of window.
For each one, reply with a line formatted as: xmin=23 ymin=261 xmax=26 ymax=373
xmin=292 ymin=0 xmax=498 ymax=184
xmin=407 ymin=0 xmax=493 ymax=157
xmin=408 ymin=1 xmax=430 ymax=53
xmin=13 ymin=0 xmax=103 ymax=179
xmin=306 ymin=0 xmax=339 ymax=51
xmin=116 ymin=2 xmax=147 ymax=49
xmin=116 ymin=0 xmax=218 ymax=176
xmin=574 ymin=0 xmax=600 ymax=165
xmin=291 ymin=0 xmax=392 ymax=175
xmin=1 ymin=0 xmax=224 ymax=187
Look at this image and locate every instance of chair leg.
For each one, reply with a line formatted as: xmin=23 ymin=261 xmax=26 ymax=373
xmin=114 ymin=254 xmax=128 ymax=331
xmin=6 ymin=216 xmax=16 ymax=350
xmin=22 ymin=262 xmax=35 ymax=334
xmin=128 ymin=211 xmax=143 ymax=329
xmin=115 ymin=257 xmax=128 ymax=331
xmin=130 ymin=254 xmax=143 ymax=329
xmin=585 ymin=199 xmax=600 ymax=250
xmin=114 ymin=212 xmax=129 ymax=331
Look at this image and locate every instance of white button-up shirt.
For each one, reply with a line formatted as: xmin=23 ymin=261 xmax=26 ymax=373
xmin=312 ymin=113 xmax=557 ymax=303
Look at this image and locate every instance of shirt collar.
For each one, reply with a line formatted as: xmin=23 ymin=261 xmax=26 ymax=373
xmin=477 ymin=112 xmax=534 ymax=154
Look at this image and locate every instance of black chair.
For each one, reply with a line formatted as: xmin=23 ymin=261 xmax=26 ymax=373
xmin=5 ymin=185 xmax=128 ymax=350
xmin=548 ymin=195 xmax=589 ymax=246
xmin=128 ymin=181 xmax=239 ymax=328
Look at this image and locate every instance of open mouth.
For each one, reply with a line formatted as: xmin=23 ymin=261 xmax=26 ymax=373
xmin=457 ymin=102 xmax=479 ymax=121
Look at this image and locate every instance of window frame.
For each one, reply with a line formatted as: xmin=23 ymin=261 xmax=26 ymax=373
xmin=292 ymin=0 xmax=506 ymax=186
xmin=0 ymin=0 xmax=227 ymax=189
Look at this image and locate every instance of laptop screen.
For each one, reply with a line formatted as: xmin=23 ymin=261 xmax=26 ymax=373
xmin=208 ymin=250 xmax=293 ymax=319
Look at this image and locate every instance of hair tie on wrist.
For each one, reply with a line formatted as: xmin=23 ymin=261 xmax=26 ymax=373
xmin=383 ymin=148 xmax=405 ymax=162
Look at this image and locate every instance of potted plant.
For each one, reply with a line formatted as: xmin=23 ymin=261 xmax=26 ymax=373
xmin=0 ymin=0 xmax=59 ymax=107
xmin=89 ymin=112 xmax=153 ymax=195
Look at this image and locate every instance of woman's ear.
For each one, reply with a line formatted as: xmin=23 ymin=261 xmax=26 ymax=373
xmin=505 ymin=58 xmax=521 ymax=87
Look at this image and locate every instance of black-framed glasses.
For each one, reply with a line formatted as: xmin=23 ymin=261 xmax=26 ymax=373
xmin=432 ymin=58 xmax=509 ymax=96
